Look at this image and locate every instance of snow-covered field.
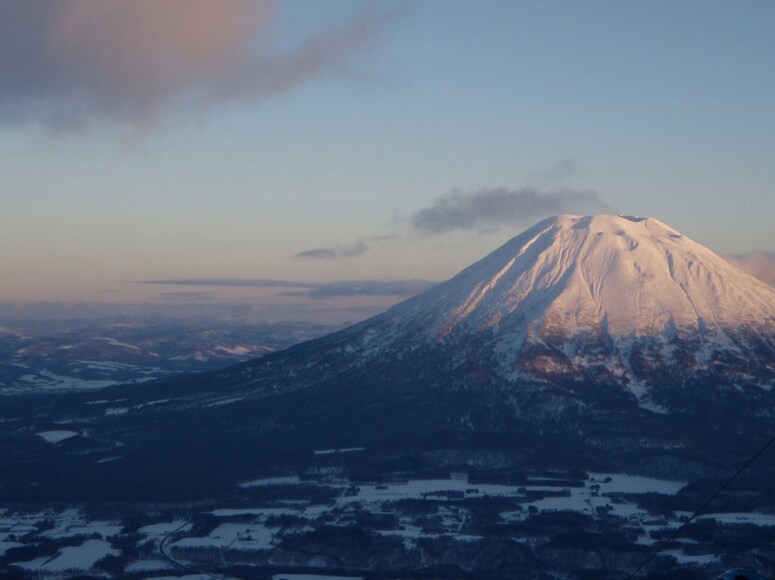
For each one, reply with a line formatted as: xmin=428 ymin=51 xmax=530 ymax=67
xmin=272 ymin=574 xmax=363 ymax=580
xmin=173 ymin=522 xmax=276 ymax=551
xmin=17 ymin=539 xmax=117 ymax=572
xmin=2 ymin=471 xmax=772 ymax=577
xmin=239 ymin=475 xmax=302 ymax=488
xmin=36 ymin=430 xmax=80 ymax=444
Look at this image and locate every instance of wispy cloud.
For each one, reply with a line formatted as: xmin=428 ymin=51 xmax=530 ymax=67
xmin=411 ymin=187 xmax=610 ymax=234
xmin=158 ymin=291 xmax=215 ymax=302
xmin=141 ymin=278 xmax=306 ymax=288
xmin=293 ymin=234 xmax=396 ymax=261
xmin=724 ymin=252 xmax=775 ymax=287
xmin=294 ymin=242 xmax=369 ymax=261
xmin=282 ymin=279 xmax=434 ymax=299
xmin=139 ymin=278 xmax=435 ymax=299
xmin=0 ymin=0 xmax=392 ymax=131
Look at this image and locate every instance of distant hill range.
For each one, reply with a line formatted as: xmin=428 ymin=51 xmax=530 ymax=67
xmin=0 ymin=318 xmax=339 ymax=394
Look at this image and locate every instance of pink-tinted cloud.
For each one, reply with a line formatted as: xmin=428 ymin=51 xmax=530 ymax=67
xmin=0 ymin=0 xmax=389 ymax=130
xmin=725 ymin=252 xmax=775 ymax=287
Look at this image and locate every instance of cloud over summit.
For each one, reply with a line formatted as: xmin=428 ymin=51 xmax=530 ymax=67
xmin=0 ymin=0 xmax=388 ymax=130
xmin=411 ymin=187 xmax=610 ymax=234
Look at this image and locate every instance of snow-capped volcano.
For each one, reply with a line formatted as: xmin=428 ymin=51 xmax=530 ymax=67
xmin=335 ymin=214 xmax=775 ymax=408
xmin=392 ymin=214 xmax=775 ymax=340
xmin=5 ymin=215 xmax=775 ymax=508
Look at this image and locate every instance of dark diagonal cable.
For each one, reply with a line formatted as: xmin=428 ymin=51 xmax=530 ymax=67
xmin=628 ymin=432 xmax=775 ymax=578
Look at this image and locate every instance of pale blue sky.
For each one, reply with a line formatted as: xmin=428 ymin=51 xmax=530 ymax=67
xmin=1 ymin=0 xmax=774 ymax=319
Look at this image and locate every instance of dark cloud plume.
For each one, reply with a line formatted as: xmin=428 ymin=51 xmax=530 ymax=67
xmin=294 ymin=242 xmax=369 ymax=260
xmin=0 ymin=0 xmax=390 ymax=130
xmin=411 ymin=187 xmax=610 ymax=234
xmin=724 ymin=252 xmax=775 ymax=287
xmin=139 ymin=278 xmax=435 ymax=299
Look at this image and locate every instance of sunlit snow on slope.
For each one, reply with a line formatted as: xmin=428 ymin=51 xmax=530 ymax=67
xmin=37 ymin=430 xmax=79 ymax=443
xmin=326 ymin=214 xmax=775 ymax=411
xmin=389 ymin=214 xmax=775 ymax=342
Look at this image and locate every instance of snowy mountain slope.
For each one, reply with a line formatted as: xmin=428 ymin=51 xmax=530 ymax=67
xmin=3 ymin=215 xmax=775 ymax=505
xmin=295 ymin=215 xmax=775 ymax=411
xmin=5 ymin=218 xmax=775 ymax=580
xmin=389 ymin=214 xmax=775 ymax=340
xmin=180 ymin=215 xmax=775 ymax=415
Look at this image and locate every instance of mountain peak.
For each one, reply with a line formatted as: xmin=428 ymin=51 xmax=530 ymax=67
xmin=394 ymin=214 xmax=775 ymax=340
xmin=360 ymin=214 xmax=775 ymax=405
xmin=527 ymin=213 xmax=678 ymax=239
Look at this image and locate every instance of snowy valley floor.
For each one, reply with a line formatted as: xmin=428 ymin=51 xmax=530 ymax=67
xmin=2 ymin=467 xmax=774 ymax=579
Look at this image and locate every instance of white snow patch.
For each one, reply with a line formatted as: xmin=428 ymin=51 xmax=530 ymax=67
xmin=145 ymin=574 xmax=212 ymax=580
xmin=124 ymin=559 xmax=174 ymax=572
xmin=99 ymin=337 xmax=141 ymax=350
xmin=9 ymin=371 xmax=118 ymax=393
xmin=239 ymin=476 xmax=301 ymax=488
xmin=589 ymin=473 xmax=687 ymax=495
xmin=313 ymin=447 xmax=365 ymax=455
xmin=272 ymin=575 xmax=365 ymax=580
xmin=173 ymin=522 xmax=275 ymax=551
xmin=205 ymin=396 xmax=245 ymax=407
xmin=134 ymin=398 xmax=171 ymax=409
xmin=210 ymin=508 xmax=291 ymax=517
xmin=139 ymin=520 xmax=191 ymax=540
xmin=662 ymin=549 xmax=720 ymax=565
xmin=216 ymin=345 xmax=252 ymax=355
xmin=39 ymin=510 xmax=121 ymax=540
xmin=16 ymin=539 xmax=117 ymax=572
xmin=625 ymin=380 xmax=669 ymax=414
xmin=0 ymin=540 xmax=22 ymax=556
xmin=699 ymin=512 xmax=775 ymax=526
xmin=37 ymin=430 xmax=79 ymax=444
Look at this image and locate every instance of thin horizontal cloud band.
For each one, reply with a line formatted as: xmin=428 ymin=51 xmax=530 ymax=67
xmin=138 ymin=278 xmax=436 ymax=299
